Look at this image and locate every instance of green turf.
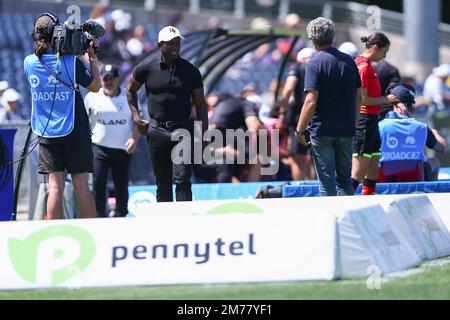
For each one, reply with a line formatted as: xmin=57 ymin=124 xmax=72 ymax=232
xmin=1 ymin=259 xmax=450 ymax=300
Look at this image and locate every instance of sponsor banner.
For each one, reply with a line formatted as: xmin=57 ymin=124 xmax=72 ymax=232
xmin=0 ymin=200 xmax=337 ymax=289
xmin=438 ymin=167 xmax=450 ymax=180
xmin=128 ymin=182 xmax=288 ymax=217
xmin=343 ymin=205 xmax=420 ymax=275
xmin=387 ymin=195 xmax=450 ymax=260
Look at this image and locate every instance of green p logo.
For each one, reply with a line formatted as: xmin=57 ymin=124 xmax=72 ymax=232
xmin=206 ymin=202 xmax=263 ymax=215
xmin=8 ymin=225 xmax=95 ymax=286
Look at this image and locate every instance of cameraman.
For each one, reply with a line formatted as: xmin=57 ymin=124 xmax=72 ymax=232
xmin=24 ymin=13 xmax=101 ymax=219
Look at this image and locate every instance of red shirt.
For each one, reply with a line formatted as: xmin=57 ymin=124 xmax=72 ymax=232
xmin=355 ymin=56 xmax=382 ymax=115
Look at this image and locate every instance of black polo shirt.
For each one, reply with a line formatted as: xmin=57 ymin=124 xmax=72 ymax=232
xmin=375 ymin=60 xmax=401 ymax=95
xmin=133 ymin=55 xmax=203 ymax=121
xmin=209 ymin=94 xmax=257 ymax=130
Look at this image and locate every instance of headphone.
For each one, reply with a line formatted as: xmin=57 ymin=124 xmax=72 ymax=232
xmin=30 ymin=12 xmax=59 ymax=41
xmin=385 ymin=83 xmax=416 ymax=110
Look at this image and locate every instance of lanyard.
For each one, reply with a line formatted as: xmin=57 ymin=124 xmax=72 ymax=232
xmin=38 ymin=56 xmax=79 ymax=92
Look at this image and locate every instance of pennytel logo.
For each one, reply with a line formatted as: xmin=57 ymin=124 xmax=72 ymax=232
xmin=8 ymin=225 xmax=96 ymax=286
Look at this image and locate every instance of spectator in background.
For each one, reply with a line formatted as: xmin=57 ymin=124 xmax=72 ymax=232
xmin=295 ymin=17 xmax=362 ymax=196
xmin=375 ymin=60 xmax=401 ymax=96
xmin=338 ymin=41 xmax=359 ymax=59
xmin=0 ymin=81 xmax=9 ymax=108
xmin=279 ymin=13 xmax=308 ymax=62
xmin=84 ymin=65 xmax=139 ymax=218
xmin=423 ymin=63 xmax=450 ymax=111
xmin=278 ymin=47 xmax=316 ymax=180
xmin=351 ymin=33 xmax=399 ymax=196
xmin=378 ymin=84 xmax=446 ymax=182
xmin=126 ymin=25 xmax=152 ymax=61
xmin=89 ymin=3 xmax=108 ymax=27
xmin=0 ymin=88 xmax=22 ymax=123
xmin=209 ymin=93 xmax=263 ymax=182
xmin=98 ymin=9 xmax=133 ymax=68
xmin=206 ymin=92 xmax=219 ymax=119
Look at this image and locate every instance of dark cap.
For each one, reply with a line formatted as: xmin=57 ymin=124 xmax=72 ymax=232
xmin=390 ymin=84 xmax=416 ymax=108
xmin=101 ymin=64 xmax=120 ymax=78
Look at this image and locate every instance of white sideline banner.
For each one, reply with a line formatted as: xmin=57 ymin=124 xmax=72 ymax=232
xmin=130 ymin=193 xmax=450 ymax=223
xmin=340 ymin=205 xmax=420 ymax=276
xmin=387 ymin=195 xmax=450 ymax=260
xmin=0 ymin=205 xmax=338 ymax=290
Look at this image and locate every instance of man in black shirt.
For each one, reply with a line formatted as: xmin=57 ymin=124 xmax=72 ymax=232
xmin=375 ymin=60 xmax=401 ymax=95
xmin=209 ymin=93 xmax=262 ymax=182
xmin=126 ymin=26 xmax=208 ymax=202
xmin=375 ymin=60 xmax=401 ymax=120
xmin=278 ymin=48 xmax=315 ymax=181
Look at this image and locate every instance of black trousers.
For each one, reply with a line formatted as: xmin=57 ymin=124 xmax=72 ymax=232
xmin=92 ymin=144 xmax=131 ymax=217
xmin=147 ymin=120 xmax=193 ymax=202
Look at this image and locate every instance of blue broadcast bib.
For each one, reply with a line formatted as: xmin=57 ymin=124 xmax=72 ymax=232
xmin=379 ymin=112 xmax=428 ymax=163
xmin=24 ymin=53 xmax=76 ymax=138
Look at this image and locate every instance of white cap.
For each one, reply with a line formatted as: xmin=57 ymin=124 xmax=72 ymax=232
xmin=0 ymin=80 xmax=8 ymax=91
xmin=338 ymin=42 xmax=359 ymax=59
xmin=127 ymin=38 xmax=144 ymax=57
xmin=297 ymin=47 xmax=315 ymax=62
xmin=111 ymin=9 xmax=131 ymax=31
xmin=250 ymin=17 xmax=271 ymax=30
xmin=432 ymin=63 xmax=450 ymax=78
xmin=158 ymin=26 xmax=184 ymax=43
xmin=284 ymin=13 xmax=301 ymax=28
xmin=3 ymin=88 xmax=20 ymax=102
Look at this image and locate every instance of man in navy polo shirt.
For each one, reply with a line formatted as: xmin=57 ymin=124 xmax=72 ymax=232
xmin=378 ymin=84 xmax=446 ymax=182
xmin=295 ymin=17 xmax=362 ymax=196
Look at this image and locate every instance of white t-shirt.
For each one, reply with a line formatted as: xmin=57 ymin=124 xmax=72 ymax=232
xmin=84 ymin=88 xmax=133 ymax=150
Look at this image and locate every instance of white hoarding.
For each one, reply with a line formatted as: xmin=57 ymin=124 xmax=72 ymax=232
xmin=387 ymin=195 xmax=450 ymax=260
xmin=0 ymin=201 xmax=338 ymax=290
xmin=341 ymin=205 xmax=421 ymax=276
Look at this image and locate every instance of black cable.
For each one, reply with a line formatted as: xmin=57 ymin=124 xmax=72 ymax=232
xmin=0 ymin=134 xmax=13 ymax=192
xmin=0 ymin=84 xmax=57 ymax=166
xmin=63 ymin=57 xmax=76 ymax=90
xmin=11 ymin=124 xmax=33 ymax=220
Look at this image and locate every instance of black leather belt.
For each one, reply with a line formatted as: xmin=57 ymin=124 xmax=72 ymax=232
xmin=152 ymin=119 xmax=192 ymax=129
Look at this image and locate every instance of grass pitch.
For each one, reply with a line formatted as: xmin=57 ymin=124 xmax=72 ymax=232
xmin=1 ymin=258 xmax=450 ymax=300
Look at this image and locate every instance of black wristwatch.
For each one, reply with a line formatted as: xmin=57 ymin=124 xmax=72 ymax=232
xmin=295 ymin=129 xmax=306 ymax=137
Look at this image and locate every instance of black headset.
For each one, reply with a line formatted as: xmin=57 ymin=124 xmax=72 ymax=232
xmin=385 ymin=83 xmax=416 ymax=109
xmin=30 ymin=12 xmax=59 ymax=41
xmin=385 ymin=83 xmax=416 ymax=95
